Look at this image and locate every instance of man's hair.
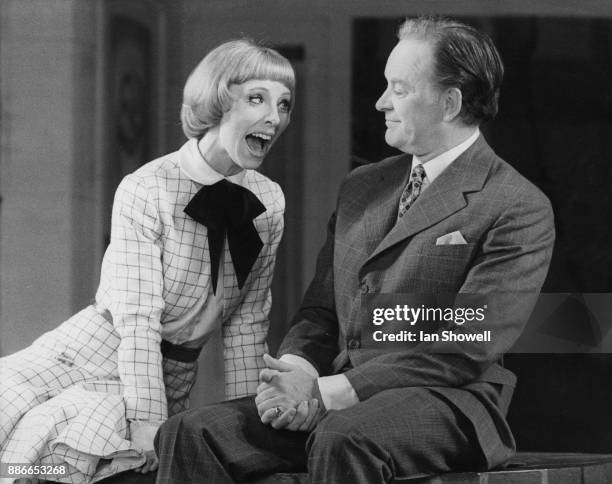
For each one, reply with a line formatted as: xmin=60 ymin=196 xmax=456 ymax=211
xmin=398 ymin=16 xmax=504 ymax=125
xmin=181 ymin=39 xmax=295 ymax=139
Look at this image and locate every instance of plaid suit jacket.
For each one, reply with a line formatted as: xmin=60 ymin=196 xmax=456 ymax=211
xmin=279 ymin=136 xmax=554 ymax=467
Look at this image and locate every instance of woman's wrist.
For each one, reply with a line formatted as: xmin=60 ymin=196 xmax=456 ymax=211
xmin=129 ymin=420 xmax=165 ymax=451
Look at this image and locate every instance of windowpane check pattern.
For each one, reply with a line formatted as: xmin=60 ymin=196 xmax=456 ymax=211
xmin=0 ymin=141 xmax=285 ymax=482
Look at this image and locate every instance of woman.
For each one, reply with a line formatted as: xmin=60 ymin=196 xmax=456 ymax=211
xmin=0 ymin=39 xmax=294 ymax=483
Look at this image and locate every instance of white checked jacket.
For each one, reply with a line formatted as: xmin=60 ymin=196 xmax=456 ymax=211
xmin=99 ymin=138 xmax=284 ymax=420
xmin=41 ymin=139 xmax=283 ymax=423
xmin=0 ymin=139 xmax=283 ymax=481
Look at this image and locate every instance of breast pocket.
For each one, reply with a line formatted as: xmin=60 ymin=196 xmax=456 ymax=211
xmin=430 ymin=242 xmax=477 ymax=259
xmin=415 ymin=243 xmax=478 ymax=289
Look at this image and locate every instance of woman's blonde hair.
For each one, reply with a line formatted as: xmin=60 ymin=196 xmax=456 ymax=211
xmin=181 ymin=39 xmax=295 ymax=139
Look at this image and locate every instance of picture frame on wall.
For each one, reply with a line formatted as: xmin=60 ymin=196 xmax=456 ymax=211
xmin=102 ymin=0 xmax=166 ymax=248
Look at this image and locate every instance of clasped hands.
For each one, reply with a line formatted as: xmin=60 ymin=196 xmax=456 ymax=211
xmin=255 ymin=354 xmax=323 ymax=432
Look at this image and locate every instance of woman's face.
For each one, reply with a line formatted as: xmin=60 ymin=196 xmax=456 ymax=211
xmin=218 ymin=79 xmax=292 ymax=172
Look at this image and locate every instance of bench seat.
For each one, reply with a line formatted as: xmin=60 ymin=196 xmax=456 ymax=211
xmin=255 ymin=452 xmax=612 ymax=483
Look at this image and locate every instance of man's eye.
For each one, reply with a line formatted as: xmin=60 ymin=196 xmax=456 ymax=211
xmin=279 ymin=99 xmax=292 ymax=113
xmin=249 ymin=95 xmax=264 ymax=104
xmin=391 ymin=83 xmax=408 ymax=95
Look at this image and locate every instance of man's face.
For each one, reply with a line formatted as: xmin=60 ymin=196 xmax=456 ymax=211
xmin=375 ymin=38 xmax=445 ymax=160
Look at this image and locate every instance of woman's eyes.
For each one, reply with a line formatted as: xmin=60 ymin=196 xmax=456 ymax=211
xmin=278 ymin=99 xmax=292 ymax=113
xmin=248 ymin=94 xmax=292 ymax=113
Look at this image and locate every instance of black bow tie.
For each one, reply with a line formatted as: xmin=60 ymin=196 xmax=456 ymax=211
xmin=184 ymin=179 xmax=266 ymax=294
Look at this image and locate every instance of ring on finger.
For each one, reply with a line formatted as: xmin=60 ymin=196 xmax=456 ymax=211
xmin=273 ymin=406 xmax=283 ymax=419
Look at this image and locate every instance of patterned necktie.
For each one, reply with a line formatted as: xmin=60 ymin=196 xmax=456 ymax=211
xmin=397 ymin=164 xmax=426 ymax=220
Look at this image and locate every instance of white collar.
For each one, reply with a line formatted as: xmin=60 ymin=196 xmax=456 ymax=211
xmin=179 ymin=138 xmax=247 ymax=186
xmin=413 ymin=128 xmax=480 ymax=182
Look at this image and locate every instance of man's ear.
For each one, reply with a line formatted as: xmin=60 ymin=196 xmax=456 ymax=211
xmin=442 ymin=87 xmax=462 ymax=122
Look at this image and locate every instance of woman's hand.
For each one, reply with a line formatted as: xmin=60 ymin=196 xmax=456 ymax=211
xmin=130 ymin=420 xmax=161 ymax=474
xmin=136 ymin=450 xmax=159 ymax=474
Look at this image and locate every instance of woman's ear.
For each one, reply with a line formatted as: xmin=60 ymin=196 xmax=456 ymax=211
xmin=442 ymin=87 xmax=463 ymax=122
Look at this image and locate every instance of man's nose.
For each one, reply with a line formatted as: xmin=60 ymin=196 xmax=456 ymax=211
xmin=375 ymin=88 xmax=390 ymax=111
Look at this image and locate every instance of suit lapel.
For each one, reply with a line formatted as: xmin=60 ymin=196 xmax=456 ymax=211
xmin=365 ymin=136 xmax=494 ymax=264
xmin=361 ymin=154 xmax=412 ymax=258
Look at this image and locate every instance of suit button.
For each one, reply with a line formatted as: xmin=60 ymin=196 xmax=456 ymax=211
xmin=348 ymin=339 xmax=360 ymax=350
xmin=360 ymin=282 xmax=369 ymax=294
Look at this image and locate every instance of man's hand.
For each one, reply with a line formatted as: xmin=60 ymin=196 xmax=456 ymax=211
xmin=256 ymin=354 xmax=317 ymax=406
xmin=286 ymin=399 xmax=322 ymax=431
xmin=259 ymin=398 xmax=322 ymax=431
xmin=256 ymin=354 xmax=318 ymax=428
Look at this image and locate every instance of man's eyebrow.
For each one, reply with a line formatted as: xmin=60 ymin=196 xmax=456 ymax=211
xmin=390 ymin=78 xmax=412 ymax=89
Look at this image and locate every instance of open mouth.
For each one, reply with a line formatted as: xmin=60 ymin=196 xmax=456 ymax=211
xmin=245 ymin=132 xmax=273 ymax=157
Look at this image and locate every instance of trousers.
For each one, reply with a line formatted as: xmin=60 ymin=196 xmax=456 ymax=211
xmin=154 ymin=387 xmax=485 ymax=484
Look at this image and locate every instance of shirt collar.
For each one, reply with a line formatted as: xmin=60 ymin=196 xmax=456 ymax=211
xmin=413 ymin=128 xmax=480 ymax=182
xmin=179 ymin=138 xmax=247 ymax=186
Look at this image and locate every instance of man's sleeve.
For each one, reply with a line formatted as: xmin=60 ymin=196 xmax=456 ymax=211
xmin=277 ymin=213 xmax=340 ymax=376
xmin=345 ymin=187 xmax=555 ymax=400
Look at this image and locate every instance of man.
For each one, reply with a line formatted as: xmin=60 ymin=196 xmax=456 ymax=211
xmin=155 ymin=17 xmax=554 ymax=483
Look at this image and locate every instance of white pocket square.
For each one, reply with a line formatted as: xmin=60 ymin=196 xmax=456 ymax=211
xmin=436 ymin=231 xmax=467 ymax=245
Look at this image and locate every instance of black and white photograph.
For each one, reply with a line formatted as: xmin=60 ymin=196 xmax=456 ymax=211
xmin=1 ymin=1 xmax=612 ymax=483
